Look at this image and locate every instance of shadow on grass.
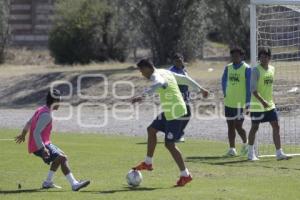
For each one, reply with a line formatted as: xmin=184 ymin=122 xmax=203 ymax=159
xmin=82 ymin=186 xmax=170 ymax=194
xmin=186 ymin=156 xmax=300 ymax=170
xmin=186 ymin=156 xmax=228 ymax=161
xmin=0 ymin=188 xmax=65 ymax=194
xmin=136 ymin=142 xmax=164 ymax=145
xmin=211 ymin=159 xmax=250 ymax=165
xmin=186 ymin=155 xmax=249 ymax=166
xmin=260 ymin=163 xmax=300 ymax=171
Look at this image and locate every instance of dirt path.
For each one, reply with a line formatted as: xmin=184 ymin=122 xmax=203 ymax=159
xmin=1 ymin=62 xmax=300 ymax=151
xmin=1 ymin=105 xmax=299 ymax=147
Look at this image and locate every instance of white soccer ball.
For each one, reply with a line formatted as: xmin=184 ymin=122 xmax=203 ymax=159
xmin=126 ymin=169 xmax=142 ymax=187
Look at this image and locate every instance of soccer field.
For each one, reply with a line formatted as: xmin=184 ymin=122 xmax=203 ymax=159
xmin=0 ymin=129 xmax=299 ymax=200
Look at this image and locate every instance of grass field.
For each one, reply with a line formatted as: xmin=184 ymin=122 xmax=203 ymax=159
xmin=1 ymin=129 xmax=300 ymax=200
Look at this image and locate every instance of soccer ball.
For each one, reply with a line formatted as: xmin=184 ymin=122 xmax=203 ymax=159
xmin=126 ymin=169 xmax=142 ymax=187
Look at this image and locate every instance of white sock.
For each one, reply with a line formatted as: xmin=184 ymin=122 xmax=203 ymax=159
xmin=230 ymin=147 xmax=236 ymax=151
xmin=276 ymin=148 xmax=283 ymax=155
xmin=66 ymin=173 xmax=78 ymax=186
xmin=248 ymin=145 xmax=254 ymax=153
xmin=180 ymin=168 xmax=190 ymax=177
xmin=144 ymin=156 xmax=153 ymax=165
xmin=46 ymin=170 xmax=55 ymax=182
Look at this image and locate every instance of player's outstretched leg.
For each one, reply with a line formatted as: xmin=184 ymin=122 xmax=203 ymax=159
xmin=133 ymin=127 xmax=158 ymax=171
xmin=165 ymin=142 xmax=192 ymax=187
xmin=59 ymin=155 xmax=90 ymax=191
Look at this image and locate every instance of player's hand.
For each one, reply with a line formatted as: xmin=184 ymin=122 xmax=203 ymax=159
xmin=131 ymin=96 xmax=143 ymax=104
xmin=201 ymin=89 xmax=209 ymax=98
xmin=245 ymin=108 xmax=250 ymax=115
xmin=42 ymin=148 xmax=50 ymax=159
xmin=15 ymin=133 xmax=26 ymax=144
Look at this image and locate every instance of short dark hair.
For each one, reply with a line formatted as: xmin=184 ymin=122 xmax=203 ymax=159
xmin=230 ymin=46 xmax=244 ymax=55
xmin=258 ymin=47 xmax=272 ymax=58
xmin=137 ymin=58 xmax=154 ymax=69
xmin=173 ymin=53 xmax=184 ymax=60
xmin=46 ymin=89 xmax=61 ymax=106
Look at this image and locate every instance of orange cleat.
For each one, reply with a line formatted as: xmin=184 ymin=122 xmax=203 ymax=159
xmin=176 ymin=175 xmax=192 ymax=187
xmin=132 ymin=162 xmax=153 ymax=171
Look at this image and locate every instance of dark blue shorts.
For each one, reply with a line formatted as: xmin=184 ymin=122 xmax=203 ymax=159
xmin=33 ymin=143 xmax=63 ymax=165
xmin=225 ymin=106 xmax=244 ymax=121
xmin=251 ymin=109 xmax=278 ymax=124
xmin=149 ymin=108 xmax=190 ymax=143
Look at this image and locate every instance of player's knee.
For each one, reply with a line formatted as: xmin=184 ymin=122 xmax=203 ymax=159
xmin=227 ymin=121 xmax=235 ymax=128
xmin=164 ymin=142 xmax=174 ymax=150
xmin=251 ymin=124 xmax=259 ymax=131
xmin=59 ymin=155 xmax=67 ymax=163
xmin=272 ymin=123 xmax=280 ymax=131
xmin=236 ymin=126 xmax=244 ymax=133
xmin=164 ymin=143 xmax=171 ymax=149
xmin=228 ymin=127 xmax=237 ymax=133
xmin=273 ymin=122 xmax=280 ymax=128
xmin=147 ymin=126 xmax=152 ymax=133
xmin=147 ymin=126 xmax=157 ymax=135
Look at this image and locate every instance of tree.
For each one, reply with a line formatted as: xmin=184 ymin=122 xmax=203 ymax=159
xmin=0 ymin=0 xmax=9 ymax=64
xmin=125 ymin=0 xmax=209 ymax=65
xmin=206 ymin=0 xmax=250 ymax=58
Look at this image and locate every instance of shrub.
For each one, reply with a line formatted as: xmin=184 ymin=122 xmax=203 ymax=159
xmin=49 ymin=0 xmax=129 ymax=64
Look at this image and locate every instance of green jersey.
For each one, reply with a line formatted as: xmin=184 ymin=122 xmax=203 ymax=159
xmin=250 ymin=64 xmax=276 ymax=112
xmin=224 ymin=63 xmax=248 ymax=108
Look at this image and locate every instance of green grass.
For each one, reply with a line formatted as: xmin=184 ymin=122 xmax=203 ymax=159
xmin=1 ymin=129 xmax=300 ymax=200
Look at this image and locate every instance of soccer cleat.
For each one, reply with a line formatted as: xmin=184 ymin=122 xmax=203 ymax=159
xmin=248 ymin=153 xmax=259 ymax=161
xmin=72 ymin=180 xmax=90 ymax=191
xmin=132 ymin=162 xmax=153 ymax=171
xmin=225 ymin=148 xmax=238 ymax=157
xmin=240 ymin=144 xmax=248 ymax=156
xmin=42 ymin=181 xmax=62 ymax=189
xmin=276 ymin=153 xmax=291 ymax=161
xmin=176 ymin=175 xmax=192 ymax=187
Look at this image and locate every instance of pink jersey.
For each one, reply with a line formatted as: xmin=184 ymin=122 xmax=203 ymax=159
xmin=28 ymin=106 xmax=52 ymax=153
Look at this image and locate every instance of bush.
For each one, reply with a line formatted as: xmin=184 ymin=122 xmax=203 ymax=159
xmin=49 ymin=0 xmax=129 ymax=64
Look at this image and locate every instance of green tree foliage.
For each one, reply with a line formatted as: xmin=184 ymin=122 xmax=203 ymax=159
xmin=125 ymin=0 xmax=208 ymax=65
xmin=206 ymin=0 xmax=250 ymax=58
xmin=49 ymin=0 xmax=129 ymax=64
xmin=0 ymin=0 xmax=8 ymax=64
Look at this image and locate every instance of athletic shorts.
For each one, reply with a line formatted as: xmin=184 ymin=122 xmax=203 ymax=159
xmin=33 ymin=143 xmax=64 ymax=165
xmin=149 ymin=110 xmax=190 ymax=143
xmin=250 ymin=109 xmax=278 ymax=124
xmin=225 ymin=106 xmax=244 ymax=121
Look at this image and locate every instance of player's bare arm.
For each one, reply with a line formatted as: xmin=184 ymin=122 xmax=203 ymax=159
xmin=252 ymin=90 xmax=270 ymax=108
xmin=15 ymin=119 xmax=31 ymax=144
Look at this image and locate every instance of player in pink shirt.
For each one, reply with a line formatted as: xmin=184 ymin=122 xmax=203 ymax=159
xmin=15 ymin=89 xmax=90 ymax=191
